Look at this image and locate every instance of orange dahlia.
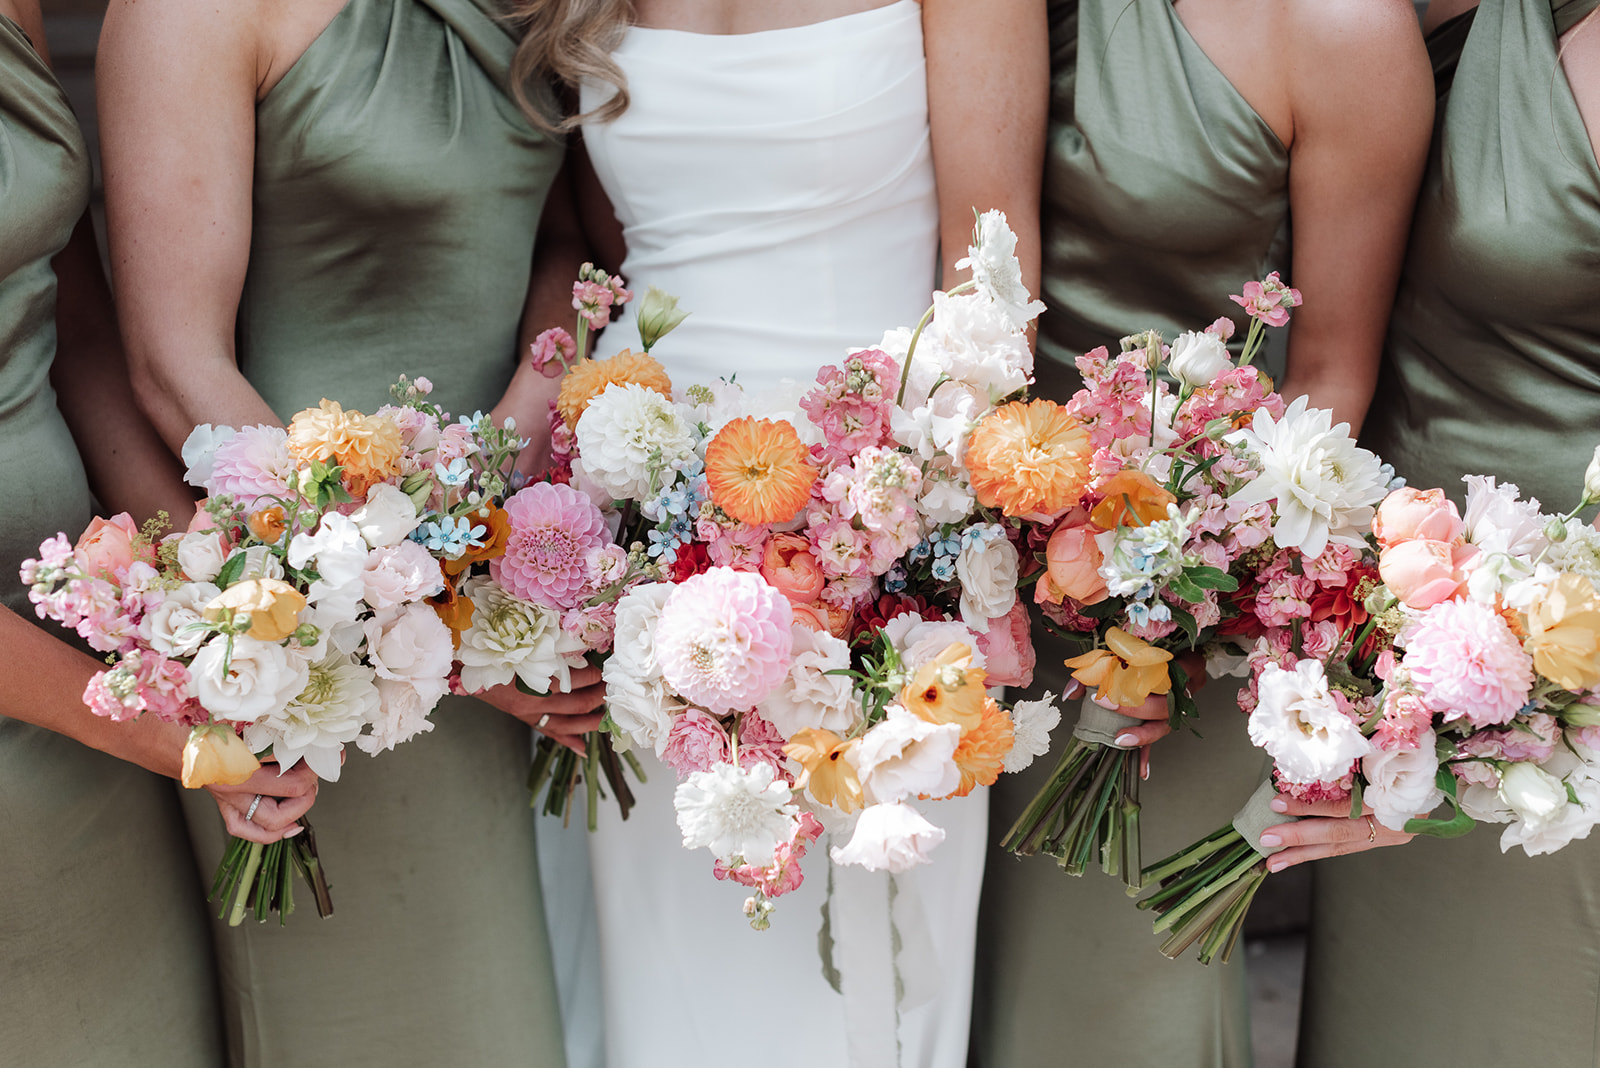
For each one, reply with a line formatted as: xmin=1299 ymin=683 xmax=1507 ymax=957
xmin=1089 ymin=469 xmax=1176 ymax=530
xmin=946 ymin=697 xmax=1015 ymax=798
xmin=287 ymin=399 xmax=404 ymax=497
xmin=784 ymin=728 xmax=864 ymax=814
xmin=704 ymin=417 xmax=817 ymax=524
xmin=556 ymin=349 xmax=673 ymax=429
xmin=901 ymin=643 xmax=988 ymax=734
xmin=966 ymin=399 xmax=1093 ymax=518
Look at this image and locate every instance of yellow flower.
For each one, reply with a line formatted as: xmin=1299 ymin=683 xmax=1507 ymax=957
xmin=556 ymin=349 xmax=674 ymax=429
xmin=946 ymin=697 xmax=1014 ymax=798
xmin=180 ymin=724 xmax=261 ymax=789
xmin=966 ymin=399 xmax=1094 ymax=518
xmin=1525 ymin=573 xmax=1600 ymax=691
xmin=704 ymin=416 xmax=818 ymax=525
xmin=287 ymin=399 xmax=404 ymax=497
xmin=901 ymin=643 xmax=989 ymax=735
xmin=205 ymin=578 xmax=307 ymax=642
xmin=1064 ymin=626 xmax=1173 ymax=709
xmin=784 ymin=728 xmax=864 ymax=813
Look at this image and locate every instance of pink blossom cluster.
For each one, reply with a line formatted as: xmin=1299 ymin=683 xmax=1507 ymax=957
xmin=800 ymin=348 xmax=900 ymax=464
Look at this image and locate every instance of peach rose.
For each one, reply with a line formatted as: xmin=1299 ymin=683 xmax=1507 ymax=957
xmin=760 ymin=533 xmax=825 ymax=604
xmin=1039 ymin=520 xmax=1108 ymax=606
xmin=75 ymin=513 xmax=150 ymax=581
xmin=792 ymin=600 xmax=851 ymax=639
xmin=1378 ymin=540 xmax=1476 ymax=610
xmin=1373 ymin=487 xmax=1465 ymax=547
xmin=205 ymin=578 xmax=308 ymax=642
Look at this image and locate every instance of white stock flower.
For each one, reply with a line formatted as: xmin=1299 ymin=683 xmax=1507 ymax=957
xmin=953 ymin=208 xmax=1046 ymax=329
xmin=1544 ymin=519 xmax=1600 ymax=585
xmin=761 ymin=623 xmax=859 ymax=739
xmin=956 ymin=524 xmax=1018 ymax=633
xmin=359 ymin=677 xmax=438 ymax=755
xmin=348 ymin=483 xmax=421 ymax=548
xmin=1226 ymin=396 xmax=1387 ymax=559
xmin=190 ymin=634 xmax=312 ymax=723
xmin=879 ymin=613 xmax=987 ymax=673
xmin=602 ymin=583 xmax=676 ymax=752
xmin=923 ymin=291 xmax=1032 ymax=403
xmin=457 ymin=577 xmax=587 ymax=694
xmin=243 ymin=652 xmax=377 ymax=780
xmin=854 ymin=704 xmax=961 ymax=804
xmin=140 ymin=581 xmax=221 ymax=656
xmin=1462 ymin=475 xmax=1548 ymax=558
xmin=362 ymin=603 xmax=453 ymax=710
xmin=177 ymin=530 xmax=229 ymax=583
xmin=917 ymin=470 xmax=977 ymax=526
xmin=1362 ymin=732 xmax=1443 ymax=831
xmin=1003 ymin=694 xmax=1061 ymax=773
xmin=1247 ymin=660 xmax=1372 ymax=785
xmin=181 ymin=424 xmax=236 ymax=488
xmin=1167 ymin=330 xmax=1234 ymax=388
xmin=574 ymin=383 xmax=698 ymax=501
xmin=674 ymin=760 xmax=797 ymax=866
xmin=829 ymin=801 xmax=947 ymax=872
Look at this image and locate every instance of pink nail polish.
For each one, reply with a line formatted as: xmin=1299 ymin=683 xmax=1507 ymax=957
xmin=283 ymin=825 xmax=304 ymax=838
xmin=1114 ymin=733 xmax=1139 ymax=747
xmin=1259 ymin=833 xmax=1282 ymax=847
xmin=1269 ymin=798 xmax=1288 ymax=813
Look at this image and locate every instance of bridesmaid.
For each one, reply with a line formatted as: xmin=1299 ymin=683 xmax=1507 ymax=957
xmin=95 ymin=0 xmax=608 ymax=1062
xmin=970 ymin=1 xmax=1434 ymax=1065
xmin=0 ymin=0 xmax=312 ymax=1059
xmin=1275 ymin=1 xmax=1600 ymax=1063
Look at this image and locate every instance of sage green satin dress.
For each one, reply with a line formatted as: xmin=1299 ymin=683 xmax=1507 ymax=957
xmin=1301 ymin=2 xmax=1600 ymax=1064
xmin=972 ymin=1 xmax=1292 ymax=1064
xmin=172 ymin=0 xmax=567 ymax=1063
xmin=0 ymin=15 xmax=225 ymax=1064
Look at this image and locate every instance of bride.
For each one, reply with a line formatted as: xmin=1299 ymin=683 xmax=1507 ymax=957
xmin=514 ymin=0 xmax=1044 ymax=1063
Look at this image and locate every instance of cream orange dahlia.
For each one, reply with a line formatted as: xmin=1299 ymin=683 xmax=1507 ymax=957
xmin=556 ymin=349 xmax=673 ymax=429
xmin=705 ymin=416 xmax=817 ymax=525
xmin=287 ymin=399 xmax=404 ymax=497
xmin=966 ymin=399 xmax=1093 ymax=518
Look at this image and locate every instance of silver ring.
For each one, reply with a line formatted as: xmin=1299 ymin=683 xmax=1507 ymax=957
xmin=245 ymin=794 xmax=264 ymax=823
xmin=1364 ymin=815 xmax=1376 ymax=843
xmin=536 ymin=714 xmax=551 ymax=730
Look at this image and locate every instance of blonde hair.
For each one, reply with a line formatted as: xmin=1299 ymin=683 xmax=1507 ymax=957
xmin=507 ymin=0 xmax=634 ymax=134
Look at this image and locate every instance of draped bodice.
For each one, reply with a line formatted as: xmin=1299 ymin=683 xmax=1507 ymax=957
xmin=239 ymin=0 xmax=564 ymax=419
xmin=578 ymin=0 xmax=938 ymax=392
xmin=1363 ymin=0 xmax=1600 ymax=509
xmin=1037 ymin=0 xmax=1290 ymax=391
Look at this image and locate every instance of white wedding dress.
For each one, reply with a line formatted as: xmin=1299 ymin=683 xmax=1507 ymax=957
xmin=537 ymin=4 xmax=988 ymax=1066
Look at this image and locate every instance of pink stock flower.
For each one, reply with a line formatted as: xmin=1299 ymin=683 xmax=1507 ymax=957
xmin=976 ymin=600 xmax=1036 ymax=688
xmin=1273 ymin=767 xmax=1354 ymax=805
xmin=1499 ymin=713 xmax=1560 ymax=763
xmin=1371 ymin=687 xmax=1432 ymax=751
xmin=563 ymin=601 xmax=617 ymax=652
xmin=707 ymin=523 xmax=770 ymax=571
xmin=656 ymin=567 xmax=794 ymax=714
xmin=714 ymin=811 xmax=824 ymax=899
xmin=800 ymin=349 xmax=900 ymax=463
xmin=810 ymin=517 xmax=873 ymax=579
xmin=1230 ymin=272 xmax=1303 ymax=328
xmin=1066 ymin=349 xmax=1152 ymax=450
xmin=1405 ymin=599 xmax=1534 ymax=727
xmin=661 ymin=709 xmax=730 ymax=778
xmin=1207 ymin=317 xmax=1237 ymax=340
xmin=573 ymin=280 xmax=618 ymax=330
xmin=738 ymin=711 xmax=791 ymax=778
xmin=530 ymin=327 xmax=577 ymax=377
xmin=493 ymin=481 xmax=611 ymax=609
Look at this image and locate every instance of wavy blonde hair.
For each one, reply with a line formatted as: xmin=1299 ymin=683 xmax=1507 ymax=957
xmin=507 ymin=0 xmax=635 ymax=133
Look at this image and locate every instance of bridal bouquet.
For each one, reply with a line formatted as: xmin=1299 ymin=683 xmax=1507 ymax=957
xmin=556 ymin=212 xmax=1072 ymax=925
xmin=21 ymin=379 xmax=533 ymax=924
xmin=1138 ymin=458 xmax=1600 ymax=963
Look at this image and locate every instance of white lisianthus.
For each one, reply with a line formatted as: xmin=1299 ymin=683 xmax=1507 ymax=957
xmin=362 ymin=603 xmax=453 ymax=710
xmin=575 ymin=382 xmax=698 ymax=501
xmin=854 ymin=704 xmax=962 ymax=804
xmin=1247 ymin=660 xmax=1372 ymax=785
xmin=956 ymin=524 xmax=1018 ymax=633
xmin=953 ymin=209 xmax=1046 ymax=330
xmin=1498 ymin=751 xmax=1600 ymax=856
xmin=358 ymin=677 xmax=438 ymax=755
xmin=1362 ymin=732 xmax=1444 ymax=831
xmin=829 ymin=801 xmax=947 ymax=872
xmin=361 ymin=541 xmax=444 ymax=610
xmin=243 ymin=652 xmax=377 ymax=780
xmin=1226 ymin=396 xmax=1388 ymax=559
xmin=1461 ymin=475 xmax=1548 ymax=558
xmin=602 ymin=583 xmax=677 ymax=752
xmin=181 ymin=423 xmax=236 ymax=488
xmin=457 ymin=577 xmax=587 ymax=694
xmin=673 ymin=760 xmax=797 ymax=866
xmin=140 ymin=581 xmax=221 ymax=656
xmin=879 ymin=613 xmax=987 ymax=674
xmin=190 ymin=634 xmax=312 ymax=723
xmin=1585 ymin=445 xmax=1600 ymax=505
xmin=177 ymin=530 xmax=230 ymax=583
xmin=761 ymin=623 xmax=858 ymax=739
xmin=348 ymin=483 xmax=421 ymax=548
xmin=1003 ymin=694 xmax=1061 ymax=774
xmin=1167 ymin=330 xmax=1234 ymax=388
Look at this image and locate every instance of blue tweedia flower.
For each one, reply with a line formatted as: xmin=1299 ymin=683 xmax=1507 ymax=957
xmin=931 ymin=556 xmax=957 ymax=583
xmin=908 ymin=539 xmax=932 ymax=563
xmin=647 ymin=527 xmax=682 ymax=565
xmin=434 ymin=458 xmax=473 ymax=487
xmin=883 ymin=564 xmax=909 ymax=594
xmin=457 ymin=411 xmax=491 ymax=434
xmin=414 ymin=516 xmax=487 ymax=559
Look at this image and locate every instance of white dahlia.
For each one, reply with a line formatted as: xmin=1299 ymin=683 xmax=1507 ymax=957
xmin=457 ymin=577 xmax=587 ymax=695
xmin=244 ymin=652 xmax=377 ymax=780
xmin=574 ymin=382 xmax=698 ymax=501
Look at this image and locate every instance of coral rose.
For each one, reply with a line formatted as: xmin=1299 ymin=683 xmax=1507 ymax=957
xmin=1089 ymin=470 xmax=1175 ymax=530
xmin=1526 ymin=573 xmax=1600 ymax=691
xmin=975 ymin=600 xmax=1036 ymax=687
xmin=1039 ymin=518 xmax=1109 ymax=606
xmin=247 ymin=506 xmax=288 ymax=545
xmin=760 ymin=533 xmax=825 ymax=604
xmin=1064 ymin=626 xmax=1173 ymax=709
xmin=556 ymin=349 xmax=673 ymax=429
xmin=966 ymin=399 xmax=1093 ymax=519
xmin=1373 ymin=487 xmax=1466 ymax=547
xmin=705 ymin=417 xmax=817 ymax=525
xmin=75 ymin=513 xmax=150 ymax=581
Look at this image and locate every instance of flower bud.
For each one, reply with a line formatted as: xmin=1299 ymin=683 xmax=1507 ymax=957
xmin=635 ymin=286 xmax=690 ymax=352
xmin=1167 ymin=330 xmax=1234 ymax=388
xmin=1546 ymin=518 xmax=1570 ymax=543
xmin=1584 ymin=444 xmax=1600 ymax=505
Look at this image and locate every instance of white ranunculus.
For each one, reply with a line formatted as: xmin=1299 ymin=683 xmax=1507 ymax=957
xmin=955 ymin=525 xmax=1018 ymax=633
xmin=140 ymin=581 xmax=221 ymax=656
xmin=348 ymin=483 xmax=421 ymax=548
xmin=190 ymin=634 xmax=311 ymax=723
xmin=177 ymin=530 xmax=230 ymax=583
xmin=878 ymin=613 xmax=987 ymax=674
xmin=362 ymin=603 xmax=453 ymax=710
xmin=358 ymin=677 xmax=438 ymax=755
xmin=574 ymin=382 xmax=698 ymax=502
xmin=456 ymin=577 xmax=587 ymax=694
xmin=762 ymin=623 xmax=859 ymax=739
xmin=952 ymin=209 xmax=1046 ymax=330
xmin=829 ymin=801 xmax=947 ymax=872
xmin=1247 ymin=660 xmax=1372 ymax=785
xmin=854 ymin=704 xmax=961 ymax=804
xmin=1167 ymin=330 xmax=1234 ymax=388
xmin=602 ymin=583 xmax=677 ymax=752
xmin=181 ymin=423 xmax=236 ymax=489
xmin=243 ymin=652 xmax=377 ymax=780
xmin=674 ymin=760 xmax=797 ymax=865
xmin=1363 ymin=732 xmax=1444 ymax=831
xmin=361 ymin=541 xmax=444 ymax=610
xmin=1461 ymin=475 xmax=1548 ymax=558
xmin=1003 ymin=694 xmax=1061 ymax=774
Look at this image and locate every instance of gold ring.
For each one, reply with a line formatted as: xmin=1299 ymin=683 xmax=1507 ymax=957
xmin=536 ymin=713 xmax=551 ymax=730
xmin=1364 ymin=815 xmax=1376 ymax=843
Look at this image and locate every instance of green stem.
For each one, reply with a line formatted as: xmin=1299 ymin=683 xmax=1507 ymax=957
xmin=229 ymin=841 xmax=265 ymax=927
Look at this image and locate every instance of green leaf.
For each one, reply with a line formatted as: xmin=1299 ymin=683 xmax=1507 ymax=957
xmin=1402 ymin=768 xmax=1476 ymax=839
xmin=1167 ymin=574 xmax=1206 ymax=604
xmin=1184 ymin=566 xmax=1239 ymax=593
xmin=1348 ymin=778 xmax=1364 ymax=820
xmin=1167 ymin=603 xmax=1200 ymax=645
xmin=214 ymin=550 xmax=248 ymax=590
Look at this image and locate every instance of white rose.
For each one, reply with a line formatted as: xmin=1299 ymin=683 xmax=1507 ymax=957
xmin=762 ymin=624 xmax=858 ymax=739
xmin=1248 ymin=660 xmax=1372 ymax=785
xmin=233 ymin=544 xmax=285 ymax=580
xmin=853 ymin=704 xmax=961 ymax=804
xmin=1167 ymin=330 xmax=1234 ymax=388
xmin=361 ymin=541 xmax=444 ymax=610
xmin=190 ymin=634 xmax=311 ymax=723
xmin=180 ymin=423 xmax=236 ymax=489
xmin=177 ymin=530 xmax=229 ymax=582
xmin=363 ymin=603 xmax=453 ymax=709
xmin=879 ymin=613 xmax=987 ymax=674
xmin=1362 ymin=733 xmax=1444 ymax=831
xmin=348 ymin=483 xmax=421 ymax=548
xmin=955 ymin=525 xmax=1018 ymax=633
xmin=456 ymin=577 xmax=587 ymax=694
xmin=140 ymin=581 xmax=221 ymax=656
xmin=829 ymin=801 xmax=947 ymax=872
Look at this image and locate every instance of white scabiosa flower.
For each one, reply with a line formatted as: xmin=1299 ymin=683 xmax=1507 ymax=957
xmin=674 ymin=760 xmax=797 ymax=866
xmin=953 ymin=208 xmax=1046 ymax=330
xmin=574 ymin=382 xmax=698 ymax=501
xmin=244 ymin=652 xmax=377 ymax=780
xmin=1247 ymin=659 xmax=1371 ymax=785
xmin=456 ymin=577 xmax=588 ymax=694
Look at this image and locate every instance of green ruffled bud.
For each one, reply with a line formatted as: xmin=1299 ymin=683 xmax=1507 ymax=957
xmin=635 ymin=286 xmax=690 ymax=352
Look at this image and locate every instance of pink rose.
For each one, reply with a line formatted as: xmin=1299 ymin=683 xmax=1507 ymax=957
xmin=761 ymin=533 xmax=826 ymax=604
xmin=660 ymin=709 xmax=729 ymax=779
xmin=1373 ymin=487 xmax=1465 ymax=548
xmin=75 ymin=513 xmax=150 ymax=581
xmin=1378 ymin=540 xmax=1476 ymax=609
xmin=975 ymin=600 xmax=1036 ymax=688
xmin=1039 ymin=521 xmax=1108 ymax=606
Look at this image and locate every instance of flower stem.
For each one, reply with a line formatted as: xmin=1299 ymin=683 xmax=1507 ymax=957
xmin=228 ymin=841 xmax=265 ymax=927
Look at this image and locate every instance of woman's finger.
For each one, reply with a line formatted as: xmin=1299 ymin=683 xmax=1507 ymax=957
xmin=1272 ymin=793 xmax=1370 ymax=819
xmin=1111 ymin=719 xmax=1171 ymax=748
xmin=1259 ymin=814 xmax=1413 ymax=871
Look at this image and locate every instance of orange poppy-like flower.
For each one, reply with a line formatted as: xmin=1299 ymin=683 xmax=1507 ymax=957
xmin=180 ymin=724 xmax=260 ymax=789
xmin=1088 ymin=469 xmax=1176 ymax=530
xmin=1064 ymin=626 xmax=1174 ymax=709
xmin=966 ymin=399 xmax=1094 ymax=518
xmin=247 ymin=505 xmax=288 ymax=544
xmin=901 ymin=643 xmax=989 ymax=734
xmin=204 ymin=578 xmax=307 ymax=642
xmin=442 ymin=503 xmax=512 ymax=578
xmin=556 ymin=349 xmax=674 ymax=429
xmin=945 ymin=696 xmax=1015 ymax=798
xmin=1525 ymin=573 xmax=1600 ymax=691
xmin=428 ymin=574 xmax=475 ymax=650
xmin=287 ymin=399 xmax=404 ymax=497
xmin=784 ymin=728 xmax=864 ymax=814
xmin=704 ymin=416 xmax=818 ymax=525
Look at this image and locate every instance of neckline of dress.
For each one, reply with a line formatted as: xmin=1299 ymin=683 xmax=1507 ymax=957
xmin=626 ymin=0 xmax=916 ymax=42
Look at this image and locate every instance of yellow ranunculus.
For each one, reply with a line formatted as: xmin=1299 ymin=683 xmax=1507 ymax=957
xmin=1064 ymin=626 xmax=1174 ymax=709
xmin=900 ymin=643 xmax=989 ymax=734
xmin=180 ymin=724 xmax=261 ymax=789
xmin=783 ymin=728 xmax=864 ymax=814
xmin=1526 ymin=573 xmax=1600 ymax=691
xmin=205 ymin=578 xmax=307 ymax=642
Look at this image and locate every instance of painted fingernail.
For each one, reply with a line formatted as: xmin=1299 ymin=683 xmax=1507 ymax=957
xmin=283 ymin=825 xmax=304 ymax=838
xmin=1269 ymin=798 xmax=1289 ymax=813
xmin=1090 ymin=693 xmax=1119 ymax=710
xmin=1114 ymin=733 xmax=1139 ymax=748
xmin=1267 ymin=858 xmax=1286 ymax=873
xmin=1259 ymin=833 xmax=1282 ymax=848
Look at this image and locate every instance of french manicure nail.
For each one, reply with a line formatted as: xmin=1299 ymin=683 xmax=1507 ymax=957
xmin=1267 ymin=858 xmax=1286 ymax=873
xmin=1114 ymin=733 xmax=1139 ymax=748
xmin=1269 ymin=798 xmax=1289 ymax=813
xmin=1259 ymin=833 xmax=1282 ymax=847
xmin=283 ymin=825 xmax=304 ymax=838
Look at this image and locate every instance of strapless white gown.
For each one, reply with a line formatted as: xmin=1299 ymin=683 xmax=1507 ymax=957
xmin=537 ymin=4 xmax=988 ymax=1066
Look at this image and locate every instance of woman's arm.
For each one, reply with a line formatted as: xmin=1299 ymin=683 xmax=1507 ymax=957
xmin=923 ymin=0 xmax=1048 ymax=294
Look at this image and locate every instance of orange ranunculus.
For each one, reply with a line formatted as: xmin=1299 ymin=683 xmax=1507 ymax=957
xmin=75 ymin=513 xmax=152 ymax=580
xmin=180 ymin=724 xmax=260 ymax=789
xmin=204 ymin=578 xmax=307 ymax=642
xmin=1037 ymin=517 xmax=1108 ymax=606
xmin=966 ymin=399 xmax=1094 ymax=519
xmin=443 ymin=503 xmax=512 ymax=577
xmin=1525 ymin=573 xmax=1600 ymax=691
xmin=287 ymin=399 xmax=404 ymax=497
xmin=247 ymin=505 xmax=288 ymax=545
xmin=784 ymin=728 xmax=864 ymax=813
xmin=704 ymin=417 xmax=817 ymax=525
xmin=429 ymin=575 xmax=475 ymax=649
xmin=556 ymin=349 xmax=674 ymax=429
xmin=945 ymin=697 xmax=1014 ymax=798
xmin=1088 ymin=469 xmax=1176 ymax=530
xmin=1064 ymin=626 xmax=1173 ymax=709
xmin=901 ymin=643 xmax=988 ymax=734
xmin=760 ymin=532 xmax=825 ymax=604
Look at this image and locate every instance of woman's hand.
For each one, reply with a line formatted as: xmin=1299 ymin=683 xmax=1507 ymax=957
xmin=475 ymin=666 xmax=607 ymax=754
xmin=1257 ymin=793 xmax=1415 ymax=872
xmin=204 ymin=758 xmax=320 ymax=845
xmin=1084 ymin=651 xmax=1207 ymax=777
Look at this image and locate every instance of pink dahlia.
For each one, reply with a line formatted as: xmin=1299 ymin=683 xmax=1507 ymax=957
xmin=492 ymin=482 xmax=610 ymax=608
xmin=1405 ymin=599 xmax=1534 ymax=728
xmin=656 ymin=567 xmax=794 ymax=714
xmin=209 ymin=425 xmax=294 ymax=506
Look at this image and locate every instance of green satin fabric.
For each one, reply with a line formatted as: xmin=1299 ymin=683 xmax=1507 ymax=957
xmin=0 ymin=16 xmax=225 ymax=1065
xmin=1304 ymin=2 xmax=1600 ymax=1064
xmin=178 ymin=0 xmax=568 ymax=1063
xmin=972 ymin=2 xmax=1284 ymax=1064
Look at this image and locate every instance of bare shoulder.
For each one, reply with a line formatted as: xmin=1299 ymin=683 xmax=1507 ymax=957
xmin=1281 ymin=0 xmax=1432 ymax=126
